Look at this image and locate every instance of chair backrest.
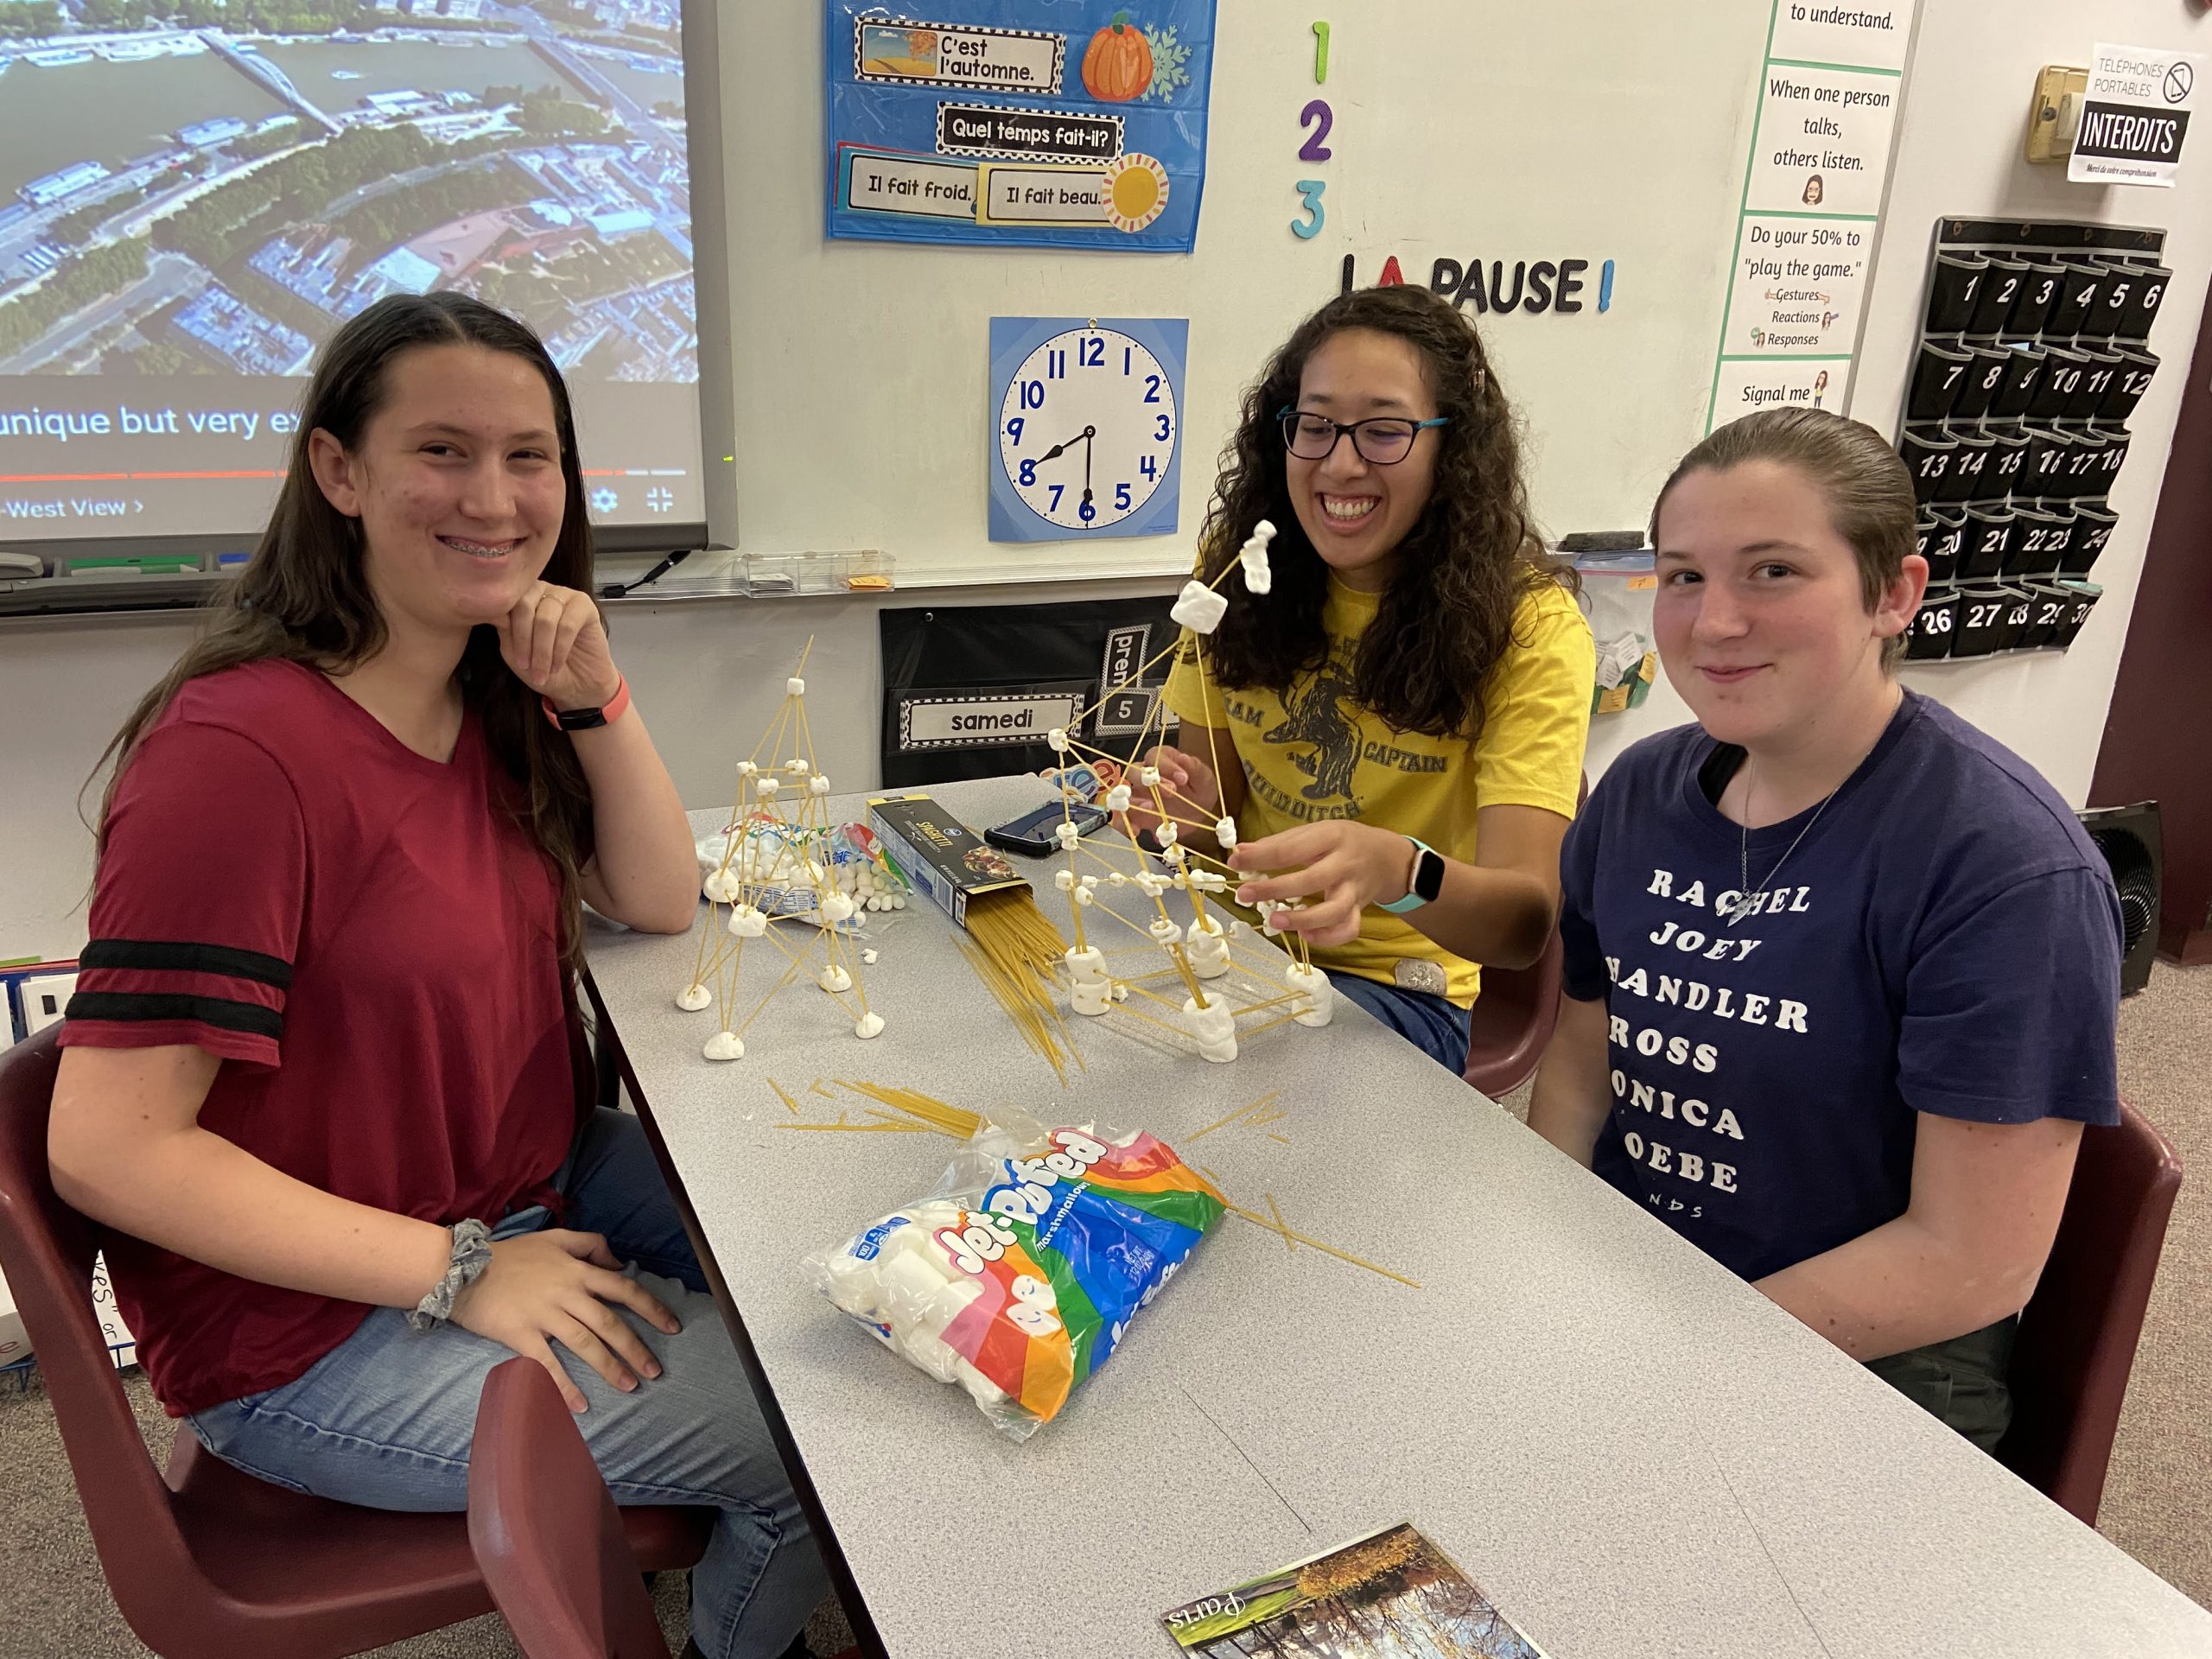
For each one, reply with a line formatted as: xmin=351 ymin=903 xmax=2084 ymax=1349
xmin=468 ymin=1357 xmax=672 ymax=1659
xmin=0 ymin=1030 xmax=215 ymax=1611
xmin=1463 ymin=773 xmax=1587 ymax=1098
xmin=1998 ymin=1097 xmax=2183 ymax=1526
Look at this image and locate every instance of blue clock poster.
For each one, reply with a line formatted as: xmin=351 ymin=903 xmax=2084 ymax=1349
xmin=827 ymin=1 xmax=1217 ymax=252
xmin=989 ymin=316 xmax=1186 ymax=542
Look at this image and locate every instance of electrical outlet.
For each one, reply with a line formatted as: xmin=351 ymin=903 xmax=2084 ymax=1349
xmin=18 ymin=971 xmax=78 ymax=1036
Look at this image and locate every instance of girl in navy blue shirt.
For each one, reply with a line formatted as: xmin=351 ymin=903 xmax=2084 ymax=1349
xmin=1529 ymin=407 xmax=2121 ymax=1449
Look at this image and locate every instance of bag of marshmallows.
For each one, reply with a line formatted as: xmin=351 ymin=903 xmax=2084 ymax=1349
xmin=806 ymin=1109 xmax=1224 ymax=1440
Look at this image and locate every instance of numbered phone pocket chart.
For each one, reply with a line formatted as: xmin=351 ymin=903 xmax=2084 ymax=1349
xmin=825 ymin=0 xmax=1216 ymax=251
xmin=1897 ymin=218 xmax=2169 ymax=665
xmin=989 ymin=315 xmax=1186 ymax=541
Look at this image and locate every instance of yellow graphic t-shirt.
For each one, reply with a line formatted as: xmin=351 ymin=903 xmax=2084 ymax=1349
xmin=1162 ymin=575 xmax=1593 ymax=1006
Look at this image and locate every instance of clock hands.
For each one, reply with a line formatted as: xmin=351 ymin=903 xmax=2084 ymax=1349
xmin=1034 ymin=426 xmax=1098 ymax=526
xmin=1038 ymin=424 xmax=1096 ymax=464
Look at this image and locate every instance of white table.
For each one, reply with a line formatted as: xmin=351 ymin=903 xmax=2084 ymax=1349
xmin=584 ymin=774 xmax=2212 ymax=1659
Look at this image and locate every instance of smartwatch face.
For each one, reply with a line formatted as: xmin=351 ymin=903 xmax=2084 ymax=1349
xmin=1413 ymin=846 xmax=1446 ymax=904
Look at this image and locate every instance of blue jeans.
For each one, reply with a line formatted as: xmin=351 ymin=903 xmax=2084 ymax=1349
xmin=1325 ymin=969 xmax=1472 ymax=1073
xmin=188 ymin=1109 xmax=826 ymax=1659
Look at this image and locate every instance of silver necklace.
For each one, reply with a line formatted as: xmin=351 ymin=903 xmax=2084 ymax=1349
xmin=1725 ymin=757 xmax=1838 ymax=926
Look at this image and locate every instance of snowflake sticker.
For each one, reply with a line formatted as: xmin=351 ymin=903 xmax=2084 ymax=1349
xmin=1141 ymin=24 xmax=1190 ymax=101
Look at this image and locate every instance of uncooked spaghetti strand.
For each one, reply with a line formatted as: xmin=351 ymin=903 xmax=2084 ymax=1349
xmin=1221 ymin=1202 xmax=1422 ymax=1289
xmin=732 ymin=957 xmax=805 ymax=1039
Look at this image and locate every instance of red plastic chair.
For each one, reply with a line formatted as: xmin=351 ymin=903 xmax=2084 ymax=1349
xmin=1997 ymin=1096 xmax=2183 ymax=1526
xmin=0 ymin=1027 xmax=711 ymax=1659
xmin=471 ymin=1357 xmax=676 ymax=1658
xmin=1464 ymin=774 xmax=1588 ymax=1098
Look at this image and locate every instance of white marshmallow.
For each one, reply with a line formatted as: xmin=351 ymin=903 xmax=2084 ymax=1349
xmin=1054 ymin=819 xmax=1081 ymax=848
xmin=789 ymin=759 xmax=810 ymax=775
xmin=1285 ymin=961 xmax=1335 ymax=1027
xmin=728 ymin=905 xmax=770 ymax=938
xmin=756 ymin=776 xmax=780 ymax=799
xmin=1073 ymin=887 xmax=1094 ymax=906
xmin=1065 ymin=945 xmax=1107 ymax=982
xmin=1046 ymin=727 xmax=1071 ymax=754
xmin=810 ymin=775 xmax=831 ymax=795
xmin=952 ymin=1357 xmax=1010 ymax=1412
xmin=702 ymin=1031 xmax=745 ymax=1061
xmin=1054 ymin=869 xmax=1076 ymax=891
xmin=676 ymin=982 xmax=712 ymax=1012
xmin=1149 ymin=918 xmax=1184 ymax=946
xmin=862 ymin=949 xmax=879 ymax=964
xmin=1136 ymin=766 xmax=1161 ymax=789
xmin=1187 ymin=928 xmax=1230 ymax=980
xmin=1169 ymin=577 xmax=1229 ymax=634
xmin=1103 ymin=784 xmax=1133 ymax=812
xmin=1182 ymin=995 xmax=1238 ymax=1064
xmin=819 ymin=892 xmax=856 ymax=923
xmin=1215 ymin=816 xmax=1238 ymax=849
xmin=1154 ymin=821 xmax=1178 ymax=849
xmin=1071 ymin=976 xmax=1113 ymax=1016
xmin=854 ymin=1011 xmax=886 ymax=1039
xmin=818 ymin=964 xmax=853 ymax=993
xmin=787 ymin=677 xmax=805 ymax=695
xmin=702 ymin=869 xmax=737 ymax=903
xmin=735 ymin=760 xmax=759 ymax=778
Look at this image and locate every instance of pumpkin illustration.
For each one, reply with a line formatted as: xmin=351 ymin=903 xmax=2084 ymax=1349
xmin=1082 ymin=11 xmax=1153 ymax=103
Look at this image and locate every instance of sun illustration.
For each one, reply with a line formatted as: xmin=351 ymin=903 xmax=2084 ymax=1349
xmin=1103 ymin=153 xmax=1169 ymax=232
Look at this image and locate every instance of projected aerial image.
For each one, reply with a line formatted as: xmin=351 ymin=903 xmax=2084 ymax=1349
xmin=0 ymin=0 xmax=694 ymax=384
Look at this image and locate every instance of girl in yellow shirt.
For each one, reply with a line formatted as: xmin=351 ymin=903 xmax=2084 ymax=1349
xmin=1137 ymin=285 xmax=1593 ymax=1071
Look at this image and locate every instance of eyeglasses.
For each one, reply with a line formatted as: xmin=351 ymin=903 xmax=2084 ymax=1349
xmin=1277 ymin=406 xmax=1448 ymax=465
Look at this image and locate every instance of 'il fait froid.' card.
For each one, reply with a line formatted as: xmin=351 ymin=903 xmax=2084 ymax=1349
xmin=1161 ymin=1523 xmax=1549 ymax=1659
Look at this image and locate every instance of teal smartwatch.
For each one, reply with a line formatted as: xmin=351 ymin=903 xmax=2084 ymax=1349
xmin=1378 ymin=836 xmax=1446 ymax=914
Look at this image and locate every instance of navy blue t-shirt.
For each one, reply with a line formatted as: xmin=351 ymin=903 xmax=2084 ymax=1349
xmin=1558 ymin=690 xmax=2122 ymax=1283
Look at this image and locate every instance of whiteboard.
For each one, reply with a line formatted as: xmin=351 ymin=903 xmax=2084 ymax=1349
xmin=708 ymin=1 xmax=1776 ymax=586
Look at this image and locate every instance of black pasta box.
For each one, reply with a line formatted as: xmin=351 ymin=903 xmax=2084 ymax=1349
xmin=866 ymin=793 xmax=1029 ymax=928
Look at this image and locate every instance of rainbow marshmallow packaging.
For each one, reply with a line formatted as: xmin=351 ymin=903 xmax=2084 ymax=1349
xmin=806 ymin=1109 xmax=1225 ymax=1440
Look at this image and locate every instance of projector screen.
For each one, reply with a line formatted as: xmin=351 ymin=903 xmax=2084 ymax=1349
xmin=0 ymin=0 xmax=707 ymax=550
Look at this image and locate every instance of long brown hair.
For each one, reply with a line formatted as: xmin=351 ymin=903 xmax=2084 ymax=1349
xmin=1197 ymin=284 xmax=1572 ymax=740
xmin=1650 ymin=406 xmax=1916 ymax=668
xmin=88 ymin=292 xmax=599 ymax=969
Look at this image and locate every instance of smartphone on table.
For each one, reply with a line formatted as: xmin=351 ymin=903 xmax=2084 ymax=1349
xmin=985 ymin=801 xmax=1109 ymax=857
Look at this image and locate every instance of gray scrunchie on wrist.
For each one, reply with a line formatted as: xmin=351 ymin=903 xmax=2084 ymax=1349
xmin=408 ymin=1218 xmax=495 ymax=1331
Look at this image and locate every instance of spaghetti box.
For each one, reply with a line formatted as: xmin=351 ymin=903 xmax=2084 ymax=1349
xmin=866 ymin=793 xmax=1030 ymax=927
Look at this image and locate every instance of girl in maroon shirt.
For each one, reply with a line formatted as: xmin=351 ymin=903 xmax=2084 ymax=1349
xmin=55 ymin=293 xmax=823 ymax=1659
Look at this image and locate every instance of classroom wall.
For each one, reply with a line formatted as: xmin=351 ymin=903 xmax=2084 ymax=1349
xmin=0 ymin=577 xmax=1177 ymax=963
xmin=4 ymin=0 xmax=2207 ymax=958
xmin=1586 ymin=0 xmax=2212 ymax=801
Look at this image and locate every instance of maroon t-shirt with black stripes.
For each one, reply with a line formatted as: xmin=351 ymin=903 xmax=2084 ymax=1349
xmin=61 ymin=658 xmax=585 ymax=1416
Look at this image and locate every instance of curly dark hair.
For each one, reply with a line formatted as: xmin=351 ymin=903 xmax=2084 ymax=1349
xmin=1194 ymin=284 xmax=1573 ymax=741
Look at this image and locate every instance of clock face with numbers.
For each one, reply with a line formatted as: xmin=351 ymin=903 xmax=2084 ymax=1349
xmin=992 ymin=323 xmax=1181 ymax=539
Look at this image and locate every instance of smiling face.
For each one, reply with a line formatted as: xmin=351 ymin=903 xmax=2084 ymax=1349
xmin=1284 ymin=327 xmax=1441 ymax=593
xmin=308 ymin=341 xmax=567 ymax=646
xmin=1653 ymin=459 xmax=1923 ymax=749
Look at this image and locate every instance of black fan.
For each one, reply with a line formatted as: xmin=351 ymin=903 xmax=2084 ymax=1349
xmin=2078 ymin=802 xmax=2162 ymax=996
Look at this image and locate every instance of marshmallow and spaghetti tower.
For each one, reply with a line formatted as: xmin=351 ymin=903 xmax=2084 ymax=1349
xmin=675 ymin=639 xmax=886 ymax=1058
xmin=1036 ymin=521 xmax=1333 ymax=1063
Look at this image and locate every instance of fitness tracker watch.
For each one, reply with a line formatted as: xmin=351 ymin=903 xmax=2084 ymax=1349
xmin=543 ymin=673 xmax=631 ymax=732
xmin=1378 ymin=835 xmax=1446 ymax=914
